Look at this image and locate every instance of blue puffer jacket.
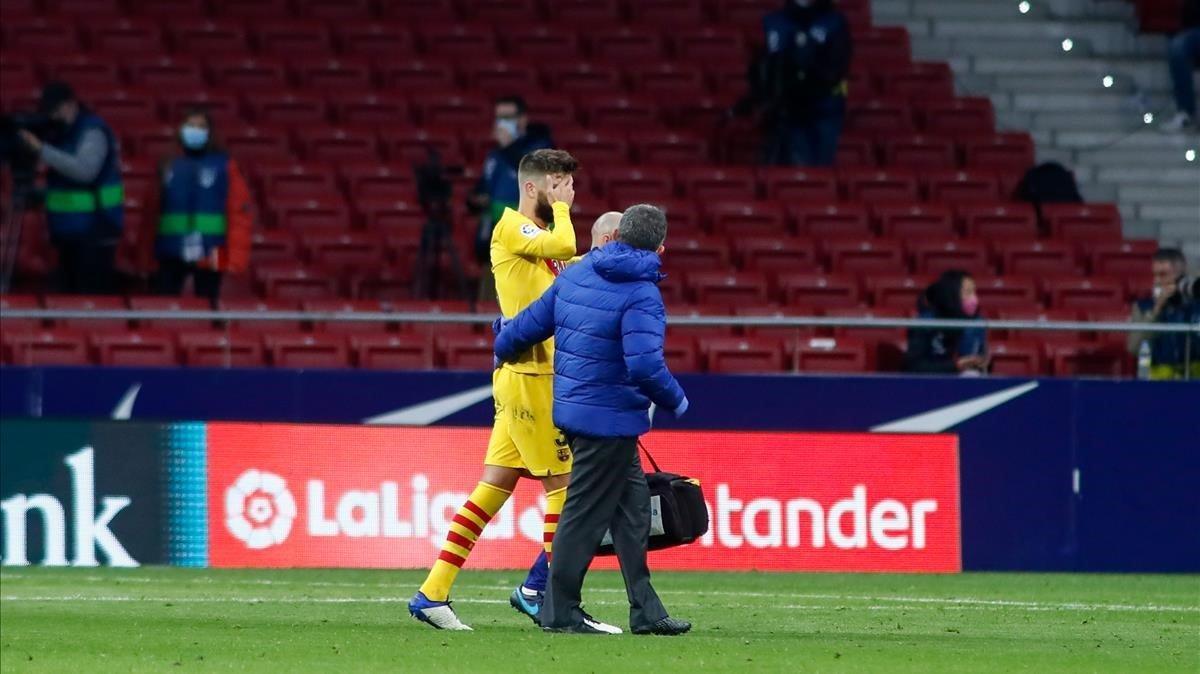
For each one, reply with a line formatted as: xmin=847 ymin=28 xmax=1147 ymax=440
xmin=494 ymin=242 xmax=687 ymax=438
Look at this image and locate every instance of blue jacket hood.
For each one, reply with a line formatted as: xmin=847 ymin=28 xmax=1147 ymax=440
xmin=591 ymin=242 xmax=663 ymax=284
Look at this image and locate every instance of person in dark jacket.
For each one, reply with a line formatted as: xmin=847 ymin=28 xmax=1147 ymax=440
xmin=18 ymin=81 xmax=123 ymax=294
xmin=903 ymin=270 xmax=989 ymax=375
xmin=143 ymin=108 xmax=252 ymax=305
xmin=1126 ymin=248 xmax=1199 ymax=379
xmin=750 ymin=0 xmax=852 ymax=166
xmin=494 ymin=204 xmax=691 ymax=636
xmin=1161 ymin=0 xmax=1200 ymax=133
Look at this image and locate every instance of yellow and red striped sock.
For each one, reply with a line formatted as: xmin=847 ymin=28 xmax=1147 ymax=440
xmin=419 ymin=481 xmax=511 ymax=601
xmin=543 ymin=486 xmax=566 ymax=564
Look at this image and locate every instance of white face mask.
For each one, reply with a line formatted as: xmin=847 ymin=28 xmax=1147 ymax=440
xmin=180 ymin=125 xmax=209 ymax=150
xmin=1153 ymin=286 xmax=1164 ymax=299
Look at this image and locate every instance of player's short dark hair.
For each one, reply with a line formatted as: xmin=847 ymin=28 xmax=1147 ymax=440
xmin=618 ymin=204 xmax=668 ymax=251
xmin=495 ymin=95 xmax=527 ymax=115
xmin=518 ymin=149 xmax=578 ymax=181
xmin=1153 ymin=248 xmax=1186 ymax=268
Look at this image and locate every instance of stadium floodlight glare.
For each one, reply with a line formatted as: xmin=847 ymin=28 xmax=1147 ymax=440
xmin=1061 ymin=38 xmax=1074 ymax=52
xmin=1186 ymin=149 xmax=1197 ymax=162
xmin=1102 ymin=75 xmax=1114 ymax=88
xmin=1143 ymin=112 xmax=1154 ymax=124
xmin=1018 ymin=1 xmax=1030 ymax=14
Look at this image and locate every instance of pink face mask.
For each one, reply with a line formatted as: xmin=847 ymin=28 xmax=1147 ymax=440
xmin=962 ymin=297 xmax=980 ymax=315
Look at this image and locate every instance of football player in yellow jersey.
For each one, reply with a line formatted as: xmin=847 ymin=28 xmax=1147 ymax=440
xmin=410 ymin=149 xmax=620 ymax=634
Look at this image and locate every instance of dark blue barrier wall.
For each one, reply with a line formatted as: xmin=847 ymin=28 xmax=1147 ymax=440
xmin=1 ymin=366 xmax=1196 ymax=572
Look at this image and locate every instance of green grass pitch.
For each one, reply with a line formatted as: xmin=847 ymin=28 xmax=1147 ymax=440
xmin=1 ymin=568 xmax=1196 ymax=673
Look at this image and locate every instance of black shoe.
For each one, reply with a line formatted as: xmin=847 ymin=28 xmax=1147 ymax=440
xmin=633 ymin=617 xmax=692 ymax=636
xmin=542 ymin=621 xmax=610 ymax=635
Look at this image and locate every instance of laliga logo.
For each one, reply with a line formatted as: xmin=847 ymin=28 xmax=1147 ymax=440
xmin=225 ymin=469 xmax=296 ymax=550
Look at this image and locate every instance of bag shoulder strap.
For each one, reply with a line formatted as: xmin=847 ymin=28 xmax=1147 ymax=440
xmin=637 ymin=439 xmax=662 ymax=473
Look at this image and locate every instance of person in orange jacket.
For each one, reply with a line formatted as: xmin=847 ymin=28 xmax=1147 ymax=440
xmin=143 ymin=108 xmax=252 ymax=305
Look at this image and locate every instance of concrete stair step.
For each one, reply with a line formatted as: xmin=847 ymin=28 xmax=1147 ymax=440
xmin=1054 ymin=131 xmax=1200 ymax=150
xmin=1119 ymin=185 xmax=1200 ymax=205
xmin=1157 ymin=220 xmax=1200 ymax=245
xmin=1140 ymin=205 xmax=1200 ymax=222
xmin=1097 ymin=166 xmax=1200 ymax=185
xmin=1121 ymin=220 xmax=1162 ymax=240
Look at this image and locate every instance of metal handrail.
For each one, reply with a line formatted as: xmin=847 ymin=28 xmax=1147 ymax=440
xmin=2 ymin=309 xmax=1197 ymax=334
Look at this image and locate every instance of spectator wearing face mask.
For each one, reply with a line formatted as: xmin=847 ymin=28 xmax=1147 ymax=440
xmin=468 ymin=95 xmax=554 ymax=301
xmin=904 ymin=270 xmax=990 ymax=375
xmin=18 ymin=81 xmax=124 ymax=294
xmin=142 ymin=108 xmax=252 ymax=305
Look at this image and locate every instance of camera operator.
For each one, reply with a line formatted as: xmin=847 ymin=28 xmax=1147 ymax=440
xmin=467 ymin=95 xmax=554 ymax=301
xmin=739 ymin=0 xmax=852 ymax=166
xmin=1127 ymin=248 xmax=1200 ymax=380
xmin=18 ymin=81 xmax=123 ymax=294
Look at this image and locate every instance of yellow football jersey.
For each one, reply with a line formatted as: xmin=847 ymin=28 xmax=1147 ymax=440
xmin=490 ymin=201 xmax=577 ymax=374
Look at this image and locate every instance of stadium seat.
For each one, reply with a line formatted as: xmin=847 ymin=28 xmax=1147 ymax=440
xmin=630 ymin=0 xmax=708 ymax=25
xmin=380 ymin=59 xmax=457 ymax=90
xmin=788 ymin=203 xmax=872 ymax=238
xmin=1048 ymin=344 xmax=1128 ymax=378
xmin=437 ymin=334 xmax=495 ymax=370
xmin=962 ymin=133 xmax=1036 ymax=173
xmin=973 ymin=276 xmax=1040 ymax=310
xmin=775 ymin=273 xmax=860 ymax=307
xmin=880 ymin=62 xmax=954 ymax=100
xmin=663 ymin=334 xmax=701 ymax=373
xmin=352 ymin=333 xmax=435 ymax=369
xmin=826 ymin=306 xmax=908 ymax=342
xmin=296 ymin=126 xmax=381 ymax=163
xmin=329 ymin=93 xmax=412 ymax=127
xmin=43 ymin=56 xmax=123 ymax=90
xmin=1089 ymin=240 xmax=1158 ymax=278
xmin=760 ymin=168 xmax=839 ymax=202
xmin=666 ymin=304 xmax=735 ymax=340
xmin=554 ymin=129 xmax=630 ymax=165
xmin=86 ymin=17 xmax=166 ymax=53
xmin=628 ymin=63 xmax=709 ymax=95
xmin=92 ymin=331 xmax=178 ymax=367
xmin=377 ymin=0 xmax=457 ymax=20
xmin=128 ymin=296 xmax=214 ymax=331
xmin=846 ymin=100 xmax=915 ymax=136
xmin=676 ymin=167 xmax=757 ymax=202
xmin=661 ymin=236 xmax=731 ymax=272
xmin=178 ymin=332 xmax=265 ymax=368
xmin=383 ymin=127 xmax=464 ymax=165
xmin=649 ymin=199 xmax=704 ymax=233
xmin=339 ymin=163 xmax=416 ymax=201
xmin=125 ymin=55 xmax=206 ymax=90
xmin=592 ymin=166 xmax=676 ymax=203
xmin=270 ymin=196 xmax=351 ymax=230
xmin=246 ymin=92 xmax=330 ymax=126
xmin=925 ymin=170 xmax=1001 ymax=203
xmin=390 ymin=301 xmax=473 ymax=335
xmin=919 ymin=97 xmax=995 ymax=135
xmin=223 ymin=125 xmax=293 ymax=161
xmin=909 ymin=239 xmax=992 ymax=276
xmin=291 ymin=57 xmax=376 ymax=92
xmin=791 ymin=336 xmax=870 ymax=373
xmin=842 ymin=169 xmax=921 ymax=202
xmin=734 ymin=305 xmax=820 ymax=339
xmin=735 ymin=236 xmax=820 ymax=273
xmin=87 ymin=89 xmax=159 ymax=125
xmin=875 ymin=203 xmax=956 ymax=239
xmin=171 ymin=20 xmax=251 ymax=55
xmin=706 ymin=201 xmax=789 ymax=237
xmin=826 ymin=239 xmax=907 ymax=275
xmin=4 ymin=18 xmax=82 ymax=52
xmin=411 ymin=91 xmax=491 ymax=127
xmin=542 ymin=0 xmax=623 ymax=23
xmin=303 ymin=299 xmax=392 ymax=334
xmin=882 ymin=135 xmax=957 ymax=169
xmin=4 ymin=330 xmax=91 ymax=367
xmin=461 ymin=60 xmax=541 ymax=96
xmin=257 ymin=161 xmax=340 ymax=198
xmin=43 ymin=295 xmax=128 ymax=330
xmin=254 ymin=20 xmax=335 ymax=56
xmin=673 ymin=27 xmax=748 ymax=63
xmin=250 ymin=229 xmax=300 ymax=267
xmin=305 ymin=231 xmax=387 ymax=277
xmin=334 ymin=21 xmax=415 ymax=56
xmin=1042 ymin=204 xmax=1123 ymax=242
xmin=297 ymin=0 xmax=374 ymax=18
xmin=630 ymin=132 xmax=710 ymax=164
xmin=686 ymin=271 xmax=770 ymax=307
xmin=419 ymin=23 xmax=500 ymax=58
xmin=504 ymin=25 xmax=586 ymax=59
xmin=959 ymin=203 xmax=1038 ymax=240
xmin=988 ymin=340 xmax=1044 ymax=377
xmin=357 ymin=199 xmax=427 ymax=236
xmin=160 ymin=90 xmax=242 ymax=128
xmin=997 ymin=240 xmax=1078 ymax=276
xmin=212 ymin=0 xmax=290 ymax=18
xmin=854 ymin=27 xmax=912 ymax=67
xmin=265 ymin=333 xmax=350 ymax=369
xmin=126 ymin=124 xmax=181 ymax=159
xmin=0 ymin=295 xmax=42 ymax=335
xmin=256 ymin=265 xmax=339 ymax=301
xmin=1044 ymin=277 xmax=1126 ymax=311
xmin=700 ymin=336 xmax=785 ymax=374
xmin=543 ymin=63 xmax=625 ymax=94
xmin=583 ymin=96 xmax=662 ymax=129
xmin=207 ymin=56 xmax=289 ymax=90
xmin=867 ymin=275 xmax=925 ymax=310
xmin=590 ymin=27 xmax=667 ymax=62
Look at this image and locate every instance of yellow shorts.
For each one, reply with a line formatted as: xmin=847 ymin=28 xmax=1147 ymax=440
xmin=485 ymin=368 xmax=572 ymax=477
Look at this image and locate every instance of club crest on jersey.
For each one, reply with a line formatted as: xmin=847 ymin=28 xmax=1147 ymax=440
xmin=199 ymin=168 xmax=218 ymax=188
xmin=520 ymin=223 xmax=543 ymax=238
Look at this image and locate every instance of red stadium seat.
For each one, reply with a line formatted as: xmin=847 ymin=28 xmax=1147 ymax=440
xmin=258 ymin=161 xmax=341 ymax=198
xmin=412 ymin=91 xmax=491 ymax=127
xmin=630 ymin=0 xmax=708 ymax=25
xmin=160 ymin=90 xmax=242 ymax=128
xmin=925 ymin=170 xmax=1000 ymax=203
xmin=846 ymin=99 xmax=915 ymax=136
xmin=257 ymin=265 xmax=339 ymax=300
xmin=760 ymin=168 xmax=838 ymax=202
xmin=5 ymin=330 xmax=91 ymax=366
xmin=43 ymin=295 xmax=128 ymax=330
xmin=882 ymin=135 xmax=957 ymax=169
xmin=788 ymin=203 xmax=871 ymax=238
xmin=666 ymin=304 xmax=735 ymax=340
xmin=135 ymin=0 xmax=209 ymax=15
xmin=305 ymin=231 xmax=387 ymax=277
xmin=674 ymin=28 xmax=748 ymax=63
xmin=962 ymin=133 xmax=1036 ymax=173
xmin=291 ymin=57 xmax=375 ymax=92
xmin=791 ymin=336 xmax=870 ymax=373
xmin=246 ymin=92 xmax=330 ymax=126
xmin=664 ymin=334 xmax=702 ymax=373
xmin=352 ymin=333 xmax=435 ymax=369
xmin=304 ymin=299 xmax=392 ymax=335
xmin=86 ymin=17 xmax=166 ymax=53
xmin=675 ymin=167 xmax=757 ymax=201
xmin=504 ymin=25 xmax=586 ymax=59
xmin=437 ymin=334 xmax=495 ymax=370
xmin=835 ymin=136 xmax=877 ymax=167
xmin=826 ymin=239 xmax=907 ymax=275
xmin=1089 ymin=240 xmax=1158 ymax=277
xmin=649 ymin=199 xmax=704 ymax=233
xmin=994 ymin=308 xmax=1082 ymax=344
xmin=170 ymin=19 xmax=250 ymax=54
xmin=629 ymin=132 xmax=710 ymax=164
xmin=92 ymin=331 xmax=178 ymax=367
xmin=734 ymin=305 xmax=820 ymax=339
xmin=254 ymin=20 xmax=335 ymax=57
xmin=128 ymin=296 xmax=214 ymax=331
xmin=271 ymin=196 xmax=351 ymax=230
xmin=660 ymin=236 xmax=731 ymax=272
xmin=997 ymin=240 xmax=1078 ymax=276
xmin=87 ymin=89 xmax=159 ymax=125
xmin=265 ymin=333 xmax=350 ymax=369
xmin=334 ymin=22 xmax=415 ymax=56
xmin=0 ymin=295 xmax=42 ymax=335
xmin=582 ymin=96 xmax=661 ymax=129
xmin=1041 ymin=203 xmax=1123 ymax=242
xmin=592 ymin=166 xmax=675 ymax=203
xmin=973 ymin=276 xmax=1040 ymax=310
xmin=126 ymin=124 xmax=181 ymax=159
xmin=919 ymin=97 xmax=995 ymax=134
xmin=854 ymin=27 xmax=911 ymax=67
xmin=418 ymin=24 xmax=500 ymax=58
xmin=390 ymin=301 xmax=473 ymax=335
xmin=959 ymin=203 xmax=1038 ymax=240
xmin=909 ymin=239 xmax=992 ymax=276
xmin=590 ymin=27 xmax=667 ymax=62
xmin=357 ymin=199 xmax=427 ymax=236
xmin=880 ymin=62 xmax=954 ymax=100
xmin=1044 ymin=277 xmax=1125 ymax=311
xmin=543 ymin=0 xmax=622 ymax=23
xmin=826 ymin=306 xmax=908 ymax=342
xmin=988 ymin=340 xmax=1044 ymax=377
xmin=461 ymin=60 xmax=541 ymax=96
xmin=330 ymin=93 xmax=412 ymax=126
xmin=554 ymin=129 xmax=629 ymax=165
xmin=842 ymin=169 xmax=921 ymax=202
xmin=178 ymin=332 xmax=265 ymax=368
xmin=383 ymin=127 xmax=464 ymax=165
xmin=1048 ymin=344 xmax=1127 ymax=378
xmin=735 ymin=236 xmax=820 ymax=273
xmin=706 ymin=201 xmax=789 ymax=237
xmin=212 ymin=0 xmax=290 ymax=18
xmin=218 ymin=298 xmax=302 ymax=334
xmin=875 ymin=203 xmax=956 ymax=239
xmin=686 ymin=271 xmax=771 ymax=307
xmin=700 ymin=336 xmax=785 ymax=373
xmin=628 ymin=63 xmax=708 ymax=95
xmin=339 ymin=163 xmax=416 ymax=201
xmin=250 ymin=229 xmax=300 ymax=266
xmin=43 ymin=56 xmax=122 ymax=89
xmin=207 ymin=56 xmax=289 ymax=90
xmin=775 ymin=273 xmax=860 ymax=307
xmin=867 ymin=275 xmax=925 ymax=310
xmin=380 ymin=59 xmax=457 ymax=90
xmin=127 ymin=55 xmax=207 ymax=90
xmin=4 ymin=18 xmax=81 ymax=52
xmin=377 ymin=0 xmax=456 ymax=20
xmin=671 ymin=95 xmax=727 ymax=131
xmin=297 ymin=0 xmax=374 ymax=18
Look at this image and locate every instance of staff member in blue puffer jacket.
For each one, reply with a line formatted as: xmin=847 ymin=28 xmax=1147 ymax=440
xmin=18 ymin=82 xmax=124 ymax=294
xmin=144 ymin=108 xmax=252 ymax=305
xmin=494 ymin=204 xmax=691 ymax=637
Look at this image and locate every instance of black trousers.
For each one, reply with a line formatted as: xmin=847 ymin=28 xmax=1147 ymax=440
xmin=154 ymin=257 xmax=223 ymax=305
xmin=54 ymin=240 xmax=116 ymax=295
xmin=541 ymin=434 xmax=668 ymax=631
